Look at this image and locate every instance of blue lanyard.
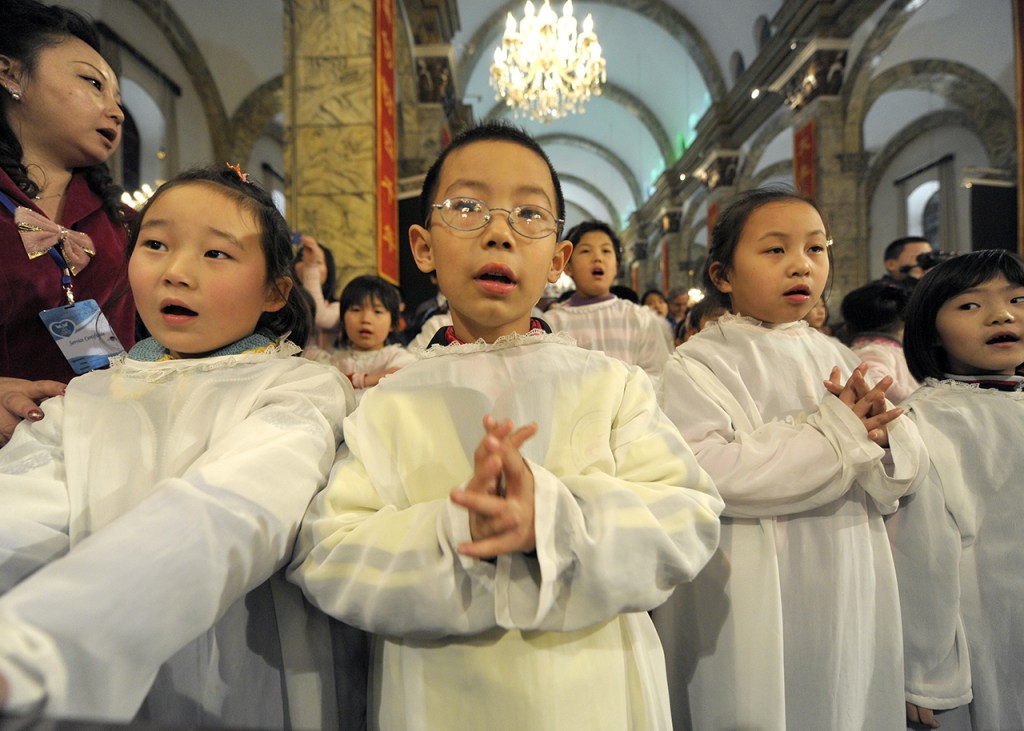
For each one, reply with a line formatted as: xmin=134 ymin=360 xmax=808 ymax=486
xmin=0 ymin=189 xmax=77 ymax=304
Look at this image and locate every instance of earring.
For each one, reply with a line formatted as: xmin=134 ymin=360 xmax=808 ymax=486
xmin=7 ymin=88 xmax=20 ymax=101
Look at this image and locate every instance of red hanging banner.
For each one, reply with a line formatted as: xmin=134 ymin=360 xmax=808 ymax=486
xmin=793 ymin=119 xmax=817 ymax=199
xmin=376 ymin=0 xmax=399 ymax=283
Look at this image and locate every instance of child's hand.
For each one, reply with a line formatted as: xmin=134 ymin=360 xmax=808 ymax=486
xmin=823 ymin=363 xmax=902 ymax=447
xmin=365 ymin=367 xmax=402 ymax=387
xmin=450 ymin=415 xmax=538 ymax=559
xmin=300 ymin=235 xmax=324 ymax=267
xmin=906 ymin=702 xmax=941 ymax=728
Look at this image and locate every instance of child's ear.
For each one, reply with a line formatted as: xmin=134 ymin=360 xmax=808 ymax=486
xmin=708 ymin=261 xmax=732 ymax=294
xmin=263 ymin=275 xmax=293 ymax=313
xmin=547 ymin=240 xmax=573 ymax=283
xmin=409 ymin=224 xmax=435 ymax=274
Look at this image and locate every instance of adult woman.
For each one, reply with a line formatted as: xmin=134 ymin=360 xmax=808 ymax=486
xmin=0 ymin=0 xmax=135 ymax=441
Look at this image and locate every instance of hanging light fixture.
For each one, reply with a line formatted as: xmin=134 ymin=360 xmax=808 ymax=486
xmin=490 ymin=0 xmax=606 ymax=123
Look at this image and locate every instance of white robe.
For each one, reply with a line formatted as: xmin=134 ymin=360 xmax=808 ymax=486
xmin=306 ymin=343 xmax=417 ymax=403
xmin=544 ymin=297 xmax=673 ymax=377
xmin=0 ymin=344 xmax=353 ymax=729
xmin=654 ymin=315 xmax=926 ymax=731
xmin=289 ymin=332 xmax=723 ymax=731
xmin=890 ymin=379 xmax=1024 ymax=730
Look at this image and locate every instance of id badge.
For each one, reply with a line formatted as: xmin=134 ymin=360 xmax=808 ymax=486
xmin=39 ymin=298 xmax=125 ymax=374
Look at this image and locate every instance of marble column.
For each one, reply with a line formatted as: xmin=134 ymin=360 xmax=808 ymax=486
xmin=792 ymin=96 xmax=870 ymax=298
xmin=284 ymin=0 xmax=378 ymax=291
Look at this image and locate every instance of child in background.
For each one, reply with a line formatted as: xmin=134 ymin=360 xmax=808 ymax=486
xmin=802 ymin=296 xmax=833 ymax=335
xmin=841 ymin=281 xmax=919 ymax=403
xmin=0 ymin=166 xmax=354 ymax=729
xmin=305 ymin=274 xmax=415 ymax=400
xmin=544 ymin=221 xmax=673 ymax=377
xmin=891 ymin=250 xmax=1024 ymax=731
xmin=653 ymin=187 xmax=926 ymax=731
xmin=289 ymin=121 xmax=722 ymax=731
xmin=679 ymin=296 xmax=727 ymax=344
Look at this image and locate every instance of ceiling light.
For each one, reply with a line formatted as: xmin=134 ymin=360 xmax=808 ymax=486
xmin=489 ymin=1 xmax=607 ymax=123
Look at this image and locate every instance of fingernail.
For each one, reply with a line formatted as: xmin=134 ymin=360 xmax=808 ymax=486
xmin=27 ymin=409 xmax=43 ymax=421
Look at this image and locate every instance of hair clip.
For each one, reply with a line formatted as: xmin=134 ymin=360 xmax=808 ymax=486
xmin=825 ymin=239 xmax=834 ymax=247
xmin=226 ymin=162 xmax=250 ymax=183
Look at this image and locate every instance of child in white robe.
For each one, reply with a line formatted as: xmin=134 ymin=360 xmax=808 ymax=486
xmin=891 ymin=249 xmax=1024 ymax=731
xmin=0 ymin=166 xmax=354 ymax=728
xmin=289 ymin=122 xmax=723 ymax=731
xmin=544 ymin=221 xmax=673 ymax=377
xmin=304 ymin=274 xmax=415 ymax=401
xmin=654 ymin=187 xmax=926 ymax=731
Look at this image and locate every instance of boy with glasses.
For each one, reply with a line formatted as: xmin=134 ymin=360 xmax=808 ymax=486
xmin=289 ymin=121 xmax=722 ymax=730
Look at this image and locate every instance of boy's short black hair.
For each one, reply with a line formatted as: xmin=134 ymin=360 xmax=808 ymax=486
xmin=840 ymin=282 xmax=910 ymax=337
xmin=884 ymin=236 xmax=930 ymax=263
xmin=904 ymin=249 xmax=1024 ymax=380
xmin=419 ymin=121 xmax=565 ymax=231
xmin=339 ymin=275 xmax=402 ymax=344
xmin=564 ymin=220 xmax=622 ymax=264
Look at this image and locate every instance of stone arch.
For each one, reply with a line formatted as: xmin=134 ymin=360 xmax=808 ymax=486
xmin=227 ymin=76 xmax=283 ymax=163
xmin=747 ymin=159 xmax=793 ymax=190
xmin=845 ymin=59 xmax=1015 ymax=169
xmin=129 ymin=0 xmax=230 ymax=161
xmin=737 ymin=106 xmax=792 ymax=184
xmin=534 ymin=133 xmax=644 ymax=208
xmin=863 ymin=109 xmax=981 ymax=214
xmin=841 ymin=0 xmax=918 ymax=145
xmin=456 ymin=0 xmax=726 ymax=104
xmin=484 ymin=80 xmax=674 ymax=166
xmin=560 ymin=173 xmax=622 ymax=230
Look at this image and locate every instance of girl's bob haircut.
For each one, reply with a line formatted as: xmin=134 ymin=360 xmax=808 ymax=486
xmin=701 ymin=186 xmax=833 ymax=311
xmin=338 ymin=275 xmax=402 ymax=345
xmin=127 ymin=166 xmax=310 ymax=347
xmin=903 ymin=248 xmax=1024 ymax=381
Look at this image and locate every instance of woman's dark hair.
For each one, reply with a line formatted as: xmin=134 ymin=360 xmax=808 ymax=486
xmin=419 ymin=120 xmax=565 ymax=232
xmin=840 ymin=282 xmax=910 ymax=337
xmin=338 ymin=275 xmax=402 ymax=345
xmin=701 ymin=186 xmax=833 ymax=310
xmin=1 ymin=0 xmax=126 ymax=221
xmin=564 ymin=220 xmax=622 ymax=264
xmin=127 ymin=165 xmax=311 ymax=347
xmin=904 ymin=249 xmax=1024 ymax=380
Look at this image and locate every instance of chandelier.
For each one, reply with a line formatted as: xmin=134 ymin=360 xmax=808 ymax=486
xmin=489 ymin=0 xmax=607 ymax=123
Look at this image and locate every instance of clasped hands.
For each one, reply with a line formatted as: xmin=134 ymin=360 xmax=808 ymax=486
xmin=450 ymin=415 xmax=538 ymax=559
xmin=823 ymin=363 xmax=902 ymax=447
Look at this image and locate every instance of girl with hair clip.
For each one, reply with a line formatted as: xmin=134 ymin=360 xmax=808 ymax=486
xmin=890 ymin=249 xmax=1024 ymax=731
xmin=0 ymin=165 xmax=354 ymax=729
xmin=305 ymin=274 xmax=415 ymax=401
xmin=654 ymin=186 xmax=927 ymax=731
xmin=0 ymin=0 xmax=137 ymax=442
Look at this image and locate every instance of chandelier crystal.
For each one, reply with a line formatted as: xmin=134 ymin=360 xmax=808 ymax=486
xmin=489 ymin=0 xmax=607 ymax=123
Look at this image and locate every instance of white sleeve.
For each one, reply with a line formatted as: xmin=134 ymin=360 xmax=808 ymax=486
xmin=290 ymin=368 xmax=722 ymax=638
xmin=635 ymin=309 xmax=672 ymax=378
xmin=0 ymin=365 xmax=349 ymax=720
xmin=658 ymin=355 xmax=919 ymax=518
xmin=0 ymin=396 xmax=70 ymax=594
xmin=891 ymin=463 xmax=973 ymax=710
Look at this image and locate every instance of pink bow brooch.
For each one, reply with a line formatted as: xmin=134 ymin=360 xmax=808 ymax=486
xmin=17 ymin=206 xmax=95 ymax=275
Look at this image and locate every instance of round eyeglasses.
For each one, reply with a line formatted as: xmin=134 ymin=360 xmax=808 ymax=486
xmin=428 ymin=197 xmax=563 ymax=239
